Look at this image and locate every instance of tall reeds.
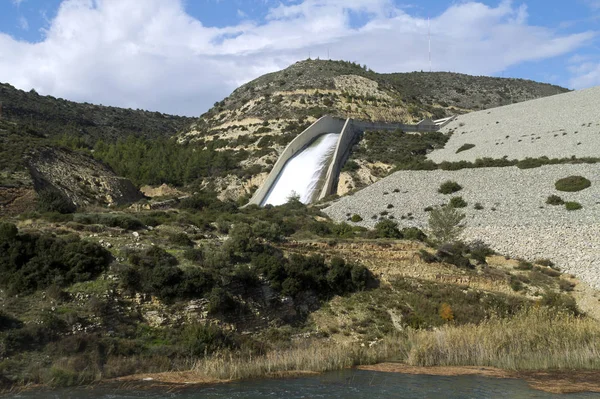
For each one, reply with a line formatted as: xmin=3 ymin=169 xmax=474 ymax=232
xmin=406 ymin=308 xmax=600 ymax=370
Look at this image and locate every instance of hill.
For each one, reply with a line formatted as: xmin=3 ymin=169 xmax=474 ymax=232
xmin=175 ymin=59 xmax=567 ymax=199
xmin=0 ymin=82 xmax=194 ymax=176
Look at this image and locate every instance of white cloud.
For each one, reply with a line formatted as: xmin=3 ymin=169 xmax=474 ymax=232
xmin=18 ymin=16 xmax=29 ymax=30
xmin=0 ymin=0 xmax=595 ymax=116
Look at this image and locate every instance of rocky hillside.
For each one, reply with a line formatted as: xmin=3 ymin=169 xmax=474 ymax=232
xmin=176 ymin=59 xmax=568 ymax=200
xmin=28 ymin=147 xmax=144 ymax=209
xmin=181 ymin=59 xmax=568 ymax=142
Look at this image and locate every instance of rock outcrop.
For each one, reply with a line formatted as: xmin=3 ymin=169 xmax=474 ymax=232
xmin=27 ymin=146 xmax=144 ymax=208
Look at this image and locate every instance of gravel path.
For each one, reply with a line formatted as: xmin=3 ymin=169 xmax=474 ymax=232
xmin=428 ymin=86 xmax=600 ymax=163
xmin=323 ymin=164 xmax=600 ymax=288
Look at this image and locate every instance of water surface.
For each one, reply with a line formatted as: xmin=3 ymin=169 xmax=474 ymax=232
xmin=7 ymin=369 xmax=597 ymax=399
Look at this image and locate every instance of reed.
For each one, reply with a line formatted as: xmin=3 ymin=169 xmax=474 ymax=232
xmin=406 ymin=308 xmax=600 ymax=370
xmin=193 ymin=338 xmax=405 ymax=381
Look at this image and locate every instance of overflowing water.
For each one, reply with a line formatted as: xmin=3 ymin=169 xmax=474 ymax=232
xmin=262 ymin=133 xmax=340 ymax=206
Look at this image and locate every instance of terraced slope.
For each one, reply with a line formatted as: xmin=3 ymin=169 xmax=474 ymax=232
xmin=429 ymin=86 xmax=600 ymax=163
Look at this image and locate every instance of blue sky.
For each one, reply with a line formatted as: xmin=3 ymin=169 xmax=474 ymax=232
xmin=0 ymin=0 xmax=598 ymax=115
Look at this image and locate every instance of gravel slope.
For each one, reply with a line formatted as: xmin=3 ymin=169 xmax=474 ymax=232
xmin=428 ymin=86 xmax=600 ymax=163
xmin=323 ymin=165 xmax=600 ymax=288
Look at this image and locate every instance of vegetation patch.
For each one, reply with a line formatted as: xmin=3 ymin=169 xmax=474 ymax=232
xmin=555 ymin=176 xmax=591 ymax=192
xmin=438 ymin=180 xmax=462 ymax=194
xmin=455 ymin=143 xmax=475 ymax=153
xmin=449 ymin=196 xmax=468 ymax=208
xmin=546 ymin=195 xmax=564 ymax=205
xmin=565 ymin=201 xmax=583 ymax=211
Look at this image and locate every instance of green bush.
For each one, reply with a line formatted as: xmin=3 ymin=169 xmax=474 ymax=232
xmin=374 ymin=219 xmax=402 ymax=239
xmin=555 ymin=176 xmax=591 ymax=192
xmin=0 ymin=224 xmax=111 ymax=294
xmin=169 ymin=233 xmax=194 ymax=247
xmin=350 ymin=214 xmax=363 ymax=222
xmin=473 ymin=202 xmax=484 ymax=210
xmin=401 ymin=227 xmax=426 ymax=241
xmin=438 ymin=180 xmax=462 ymax=194
xmin=516 ymin=158 xmax=544 ymax=169
xmin=565 ymin=201 xmax=582 ymax=211
xmin=468 ymin=240 xmax=494 ymax=264
xmin=436 ymin=242 xmax=473 ymax=269
xmin=455 ymin=143 xmax=475 ymax=153
xmin=449 ymin=196 xmax=467 ymax=208
xmin=546 ymin=195 xmax=564 ymax=205
xmin=36 ymin=189 xmax=76 ymax=214
xmin=342 ymin=160 xmax=360 ymax=172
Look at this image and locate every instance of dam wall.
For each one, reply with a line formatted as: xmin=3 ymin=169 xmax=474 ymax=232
xmin=247 ymin=115 xmax=347 ymax=206
xmin=248 ymin=115 xmax=450 ymax=206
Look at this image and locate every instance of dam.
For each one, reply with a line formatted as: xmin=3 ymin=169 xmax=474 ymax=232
xmin=262 ymin=133 xmax=340 ymax=206
xmin=247 ymin=115 xmax=452 ymax=207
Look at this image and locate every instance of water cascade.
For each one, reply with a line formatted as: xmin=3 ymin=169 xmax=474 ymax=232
xmin=261 ymin=133 xmax=340 ymax=206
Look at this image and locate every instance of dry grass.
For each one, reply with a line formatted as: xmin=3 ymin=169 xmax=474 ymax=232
xmin=406 ymin=308 xmax=600 ymax=370
xmin=192 ymin=339 xmax=405 ymax=381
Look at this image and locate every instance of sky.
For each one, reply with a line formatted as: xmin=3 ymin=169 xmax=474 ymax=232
xmin=0 ymin=0 xmax=598 ymax=116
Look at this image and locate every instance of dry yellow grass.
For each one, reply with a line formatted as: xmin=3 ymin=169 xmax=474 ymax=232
xmin=192 ymin=340 xmax=404 ymax=381
xmin=406 ymin=308 xmax=600 ymax=370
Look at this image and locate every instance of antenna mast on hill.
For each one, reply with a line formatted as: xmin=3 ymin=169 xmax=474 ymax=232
xmin=428 ymin=16 xmax=432 ymax=72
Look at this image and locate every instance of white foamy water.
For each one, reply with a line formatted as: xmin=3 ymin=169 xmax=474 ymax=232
xmin=262 ymin=133 xmax=340 ymax=206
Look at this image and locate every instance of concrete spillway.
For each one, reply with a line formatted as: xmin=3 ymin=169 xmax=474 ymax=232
xmin=262 ymin=133 xmax=339 ymax=206
xmin=247 ymin=115 xmax=446 ymax=207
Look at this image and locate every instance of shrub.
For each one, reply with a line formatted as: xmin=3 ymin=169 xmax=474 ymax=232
xmin=341 ymin=160 xmax=360 ymax=172
xmin=207 ymin=287 xmax=237 ymax=314
xmin=546 ymin=195 xmax=564 ymax=205
xmin=169 ymin=233 xmax=194 ymax=247
xmin=401 ymin=227 xmax=426 ymax=241
xmin=438 ymin=180 xmax=462 ymax=194
xmin=427 ymin=206 xmax=465 ymax=245
xmin=468 ymin=240 xmax=494 ymax=264
xmin=565 ymin=201 xmax=582 ymax=211
xmin=516 ymin=158 xmax=544 ymax=169
xmin=0 ymin=225 xmax=111 ymax=294
xmin=449 ymin=196 xmax=467 ymax=208
xmin=555 ymin=176 xmax=591 ymax=192
xmin=456 ymin=143 xmax=475 ymax=153
xmin=374 ymin=219 xmax=402 ymax=239
xmin=350 ymin=214 xmax=363 ymax=223
xmin=559 ymin=279 xmax=575 ymax=292
xmin=418 ymin=249 xmax=438 ymax=263
xmin=473 ymin=202 xmax=484 ymax=210
xmin=36 ymin=189 xmax=76 ymax=214
xmin=436 ymin=242 xmax=472 ymax=269
xmin=515 ymin=260 xmax=533 ymax=270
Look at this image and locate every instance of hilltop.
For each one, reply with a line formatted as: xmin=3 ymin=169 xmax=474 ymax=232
xmin=183 ymin=59 xmax=568 ymax=140
xmin=175 ymin=59 xmax=567 ymax=199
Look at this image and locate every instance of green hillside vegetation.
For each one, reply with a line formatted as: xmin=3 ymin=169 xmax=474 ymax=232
xmin=0 ymin=82 xmax=193 ymax=178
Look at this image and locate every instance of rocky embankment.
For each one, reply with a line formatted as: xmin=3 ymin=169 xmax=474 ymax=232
xmin=430 ymin=86 xmax=600 ymax=162
xmin=323 ymin=164 xmax=600 ymax=288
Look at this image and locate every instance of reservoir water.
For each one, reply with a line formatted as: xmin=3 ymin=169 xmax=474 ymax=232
xmin=262 ymin=133 xmax=339 ymax=206
xmin=7 ymin=369 xmax=597 ymax=399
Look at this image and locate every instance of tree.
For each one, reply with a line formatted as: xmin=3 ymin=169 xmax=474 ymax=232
xmin=427 ymin=205 xmax=465 ymax=245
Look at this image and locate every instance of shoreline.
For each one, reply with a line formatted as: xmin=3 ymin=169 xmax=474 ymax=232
xmin=358 ymin=363 xmax=600 ymax=394
xmin=6 ymin=364 xmax=600 ymax=395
